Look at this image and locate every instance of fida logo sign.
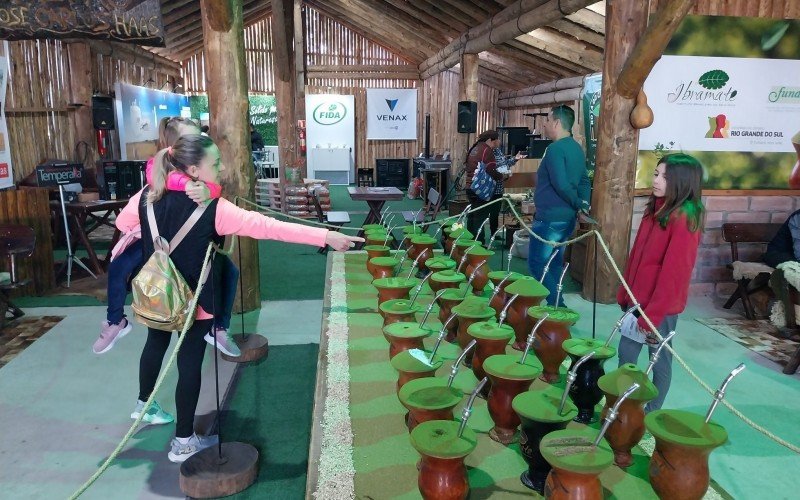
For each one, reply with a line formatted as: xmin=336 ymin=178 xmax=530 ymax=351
xmin=667 ymin=69 xmax=738 ymax=104
xmin=313 ymin=101 xmax=347 ymax=125
xmin=376 ymin=97 xmax=408 ymax=122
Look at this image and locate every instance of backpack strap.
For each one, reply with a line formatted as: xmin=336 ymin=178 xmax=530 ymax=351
xmin=146 ymin=202 xmax=207 ymax=254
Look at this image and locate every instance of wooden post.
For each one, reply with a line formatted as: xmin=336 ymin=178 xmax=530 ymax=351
xmin=294 ymin=0 xmax=307 ymax=178
xmin=273 ymin=0 xmax=296 ymax=206
xmin=200 ymin=0 xmax=261 ymax=312
xmin=581 ymin=0 xmax=650 ymax=303
xmin=452 ymin=54 xmax=478 ymax=177
xmin=65 ymin=42 xmax=96 ymax=168
xmin=616 ymin=0 xmax=696 ymax=98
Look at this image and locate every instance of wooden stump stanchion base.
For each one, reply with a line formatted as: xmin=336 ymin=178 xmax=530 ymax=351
xmin=221 ymin=334 xmax=269 ymax=363
xmin=179 ymin=441 xmax=259 ymax=498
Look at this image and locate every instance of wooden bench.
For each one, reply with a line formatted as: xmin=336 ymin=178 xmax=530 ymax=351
xmin=721 ymin=222 xmax=782 ymax=319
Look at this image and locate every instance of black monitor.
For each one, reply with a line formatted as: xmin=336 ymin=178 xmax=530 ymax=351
xmin=527 ymin=139 xmax=553 ymax=159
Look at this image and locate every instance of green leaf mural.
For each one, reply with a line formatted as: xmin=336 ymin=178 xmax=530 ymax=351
xmin=761 ymin=21 xmax=790 ymax=51
xmin=697 ymin=70 xmax=729 ymax=90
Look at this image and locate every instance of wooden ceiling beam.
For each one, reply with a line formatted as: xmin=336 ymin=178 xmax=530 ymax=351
xmin=326 ymin=0 xmax=449 ymax=49
xmin=519 ymin=28 xmax=603 ymax=70
xmin=381 ymin=0 xmax=467 ymax=37
xmin=548 ymin=19 xmax=605 ymax=48
xmin=162 ymin=0 xmax=195 ymax=15
xmin=488 ymin=45 xmax=561 ymax=81
xmin=505 ymin=39 xmax=585 ymax=75
xmin=419 ymin=0 xmax=595 ymax=79
xmin=478 ymin=51 xmax=549 ymax=85
xmin=439 ymin=0 xmax=492 ymax=24
xmin=566 ymin=8 xmax=606 ymax=33
xmin=304 ymin=2 xmax=420 ymax=65
xmin=416 ymin=0 xmax=478 ymax=29
xmin=311 ymin=0 xmax=434 ymax=61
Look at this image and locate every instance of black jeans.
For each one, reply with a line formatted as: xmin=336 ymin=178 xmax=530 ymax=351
xmin=138 ymin=319 xmax=213 ymax=438
xmin=466 ymin=189 xmax=502 ymax=244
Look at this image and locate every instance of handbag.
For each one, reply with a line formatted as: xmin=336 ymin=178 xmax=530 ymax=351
xmin=471 ymin=161 xmax=496 ymax=201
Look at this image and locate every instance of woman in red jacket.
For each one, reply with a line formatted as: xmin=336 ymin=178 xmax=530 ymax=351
xmin=617 ymin=153 xmax=705 ymax=412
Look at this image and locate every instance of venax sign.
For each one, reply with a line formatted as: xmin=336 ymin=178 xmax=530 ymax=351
xmin=312 ymin=101 xmax=348 ymax=125
xmin=366 ymin=88 xmax=417 ymax=140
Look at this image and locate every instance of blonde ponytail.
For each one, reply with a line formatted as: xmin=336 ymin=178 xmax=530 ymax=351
xmin=147 ymin=148 xmax=171 ymax=204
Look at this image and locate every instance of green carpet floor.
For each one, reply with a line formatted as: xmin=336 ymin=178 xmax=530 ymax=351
xmin=222 ymin=343 xmax=319 ymax=499
xmin=325 ymin=252 xmax=729 ymax=499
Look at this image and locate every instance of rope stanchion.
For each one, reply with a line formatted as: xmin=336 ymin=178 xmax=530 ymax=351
xmin=503 ymin=199 xmax=800 ymax=454
xmin=69 ymin=243 xmax=218 ymax=499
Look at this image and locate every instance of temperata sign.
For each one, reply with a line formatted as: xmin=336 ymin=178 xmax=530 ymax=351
xmin=0 ymin=0 xmax=165 ymax=46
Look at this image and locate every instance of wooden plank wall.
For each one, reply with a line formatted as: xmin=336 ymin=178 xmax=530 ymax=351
xmin=5 ymin=40 xmax=77 ymax=183
xmin=4 ymin=39 xmax=176 ymax=183
xmin=650 ymin=0 xmax=800 ymax=17
xmin=183 ymin=15 xmax=276 ymax=94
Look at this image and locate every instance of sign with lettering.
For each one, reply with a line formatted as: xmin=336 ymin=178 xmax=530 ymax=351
xmin=366 ymin=88 xmax=418 ymax=140
xmin=0 ymin=0 xmax=165 ymax=46
xmin=35 ymin=163 xmax=84 ymax=187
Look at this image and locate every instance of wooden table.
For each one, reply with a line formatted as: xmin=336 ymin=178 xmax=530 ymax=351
xmin=50 ymin=198 xmax=128 ymax=276
xmin=347 ymin=186 xmax=403 ymax=226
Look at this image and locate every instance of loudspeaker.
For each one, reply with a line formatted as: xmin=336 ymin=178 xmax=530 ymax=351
xmin=92 ymin=96 xmax=115 ymax=130
xmin=457 ymin=101 xmax=477 ymax=133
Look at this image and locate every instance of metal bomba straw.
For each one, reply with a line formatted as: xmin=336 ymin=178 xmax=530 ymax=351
xmin=498 ymin=293 xmax=520 ymax=327
xmin=489 ymin=273 xmax=515 ymax=304
xmin=419 ymin=289 xmax=448 ymax=329
xmin=476 ymin=217 xmax=490 ymax=243
xmin=520 ymin=314 xmax=548 ymax=365
xmin=594 ymin=383 xmax=640 ymax=447
xmin=457 ymin=204 xmax=473 ymax=225
xmin=506 ymin=250 xmax=513 ymax=272
xmin=458 ymin=377 xmax=488 ymax=437
xmin=448 ymin=339 xmax=477 ymax=387
xmin=540 ymin=248 xmax=559 ymax=282
xmin=462 ymin=261 xmax=486 ymax=298
xmin=604 ymin=303 xmax=641 ymax=348
xmin=406 ymin=248 xmax=430 ymax=280
xmin=429 ymin=313 xmax=458 ymax=364
xmin=646 ymin=330 xmax=678 ymax=375
xmin=559 ymin=351 xmax=595 ymax=415
xmin=705 ymin=363 xmax=746 ymax=423
xmin=409 ymin=271 xmax=433 ymax=305
xmin=554 ymin=262 xmax=570 ymax=307
xmin=487 ymin=226 xmax=505 ymax=249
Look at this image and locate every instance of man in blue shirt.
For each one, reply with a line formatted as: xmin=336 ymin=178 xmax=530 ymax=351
xmin=528 ymin=105 xmax=591 ymax=307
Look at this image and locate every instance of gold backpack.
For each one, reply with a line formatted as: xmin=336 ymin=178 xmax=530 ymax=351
xmin=131 ymin=202 xmax=208 ymax=331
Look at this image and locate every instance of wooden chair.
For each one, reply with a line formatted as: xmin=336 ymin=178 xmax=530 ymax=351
xmin=0 ymin=225 xmax=36 ymax=330
xmin=402 ymin=188 xmax=442 ymax=226
xmin=310 ymin=190 xmax=350 ymax=255
xmin=721 ymin=223 xmax=782 ymax=319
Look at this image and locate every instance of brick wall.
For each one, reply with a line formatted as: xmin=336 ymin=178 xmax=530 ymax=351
xmin=630 ymin=195 xmax=797 ymax=298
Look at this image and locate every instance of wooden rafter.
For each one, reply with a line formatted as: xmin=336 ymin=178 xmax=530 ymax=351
xmin=419 ymin=0 xmax=595 ymax=79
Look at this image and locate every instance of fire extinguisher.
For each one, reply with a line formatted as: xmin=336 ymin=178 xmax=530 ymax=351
xmin=297 ymin=119 xmax=307 ymax=156
xmin=96 ymin=129 xmax=109 ymax=157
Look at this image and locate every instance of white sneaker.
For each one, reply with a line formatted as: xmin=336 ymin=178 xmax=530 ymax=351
xmin=131 ymin=400 xmax=174 ymax=425
xmin=168 ymin=433 xmax=219 ymax=463
xmin=204 ymin=328 xmax=242 ymax=357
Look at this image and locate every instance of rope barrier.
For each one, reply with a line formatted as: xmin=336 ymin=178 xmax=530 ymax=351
xmin=503 ymin=200 xmax=800 ymax=454
xmin=69 ymin=242 xmax=218 ymax=499
xmin=69 ymin=191 xmax=798 ymax=498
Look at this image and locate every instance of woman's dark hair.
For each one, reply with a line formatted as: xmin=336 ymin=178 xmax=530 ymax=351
xmin=645 ymin=153 xmax=705 ymax=232
xmin=148 ymin=134 xmax=215 ymax=204
xmin=468 ymin=130 xmax=499 ymax=152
